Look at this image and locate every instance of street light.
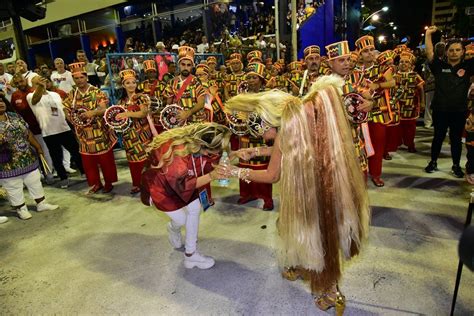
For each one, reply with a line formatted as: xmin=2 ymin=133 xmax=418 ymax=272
xmin=362 ymin=6 xmax=389 ymax=28
xmin=372 ymin=14 xmax=380 ymax=21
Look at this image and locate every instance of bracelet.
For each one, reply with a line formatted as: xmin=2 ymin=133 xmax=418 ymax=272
xmin=240 ymin=168 xmax=251 ymax=183
xmin=230 ymin=167 xmax=251 ymax=183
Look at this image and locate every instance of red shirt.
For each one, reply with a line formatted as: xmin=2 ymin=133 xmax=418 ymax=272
xmin=51 ymin=87 xmax=67 ymax=100
xmin=11 ymin=88 xmax=41 ymax=135
xmin=141 ymin=142 xmax=218 ymax=212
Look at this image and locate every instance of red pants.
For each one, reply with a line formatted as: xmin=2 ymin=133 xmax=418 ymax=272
xmin=230 ymin=134 xmax=240 ymax=151
xmin=81 ymin=148 xmax=118 ymax=187
xmin=128 ymin=160 xmax=146 ymax=187
xmin=399 ymin=120 xmax=417 ymax=150
xmin=368 ymin=122 xmax=386 ymax=178
xmin=239 ymin=164 xmax=272 ymax=204
xmin=385 ymin=125 xmax=401 ymax=154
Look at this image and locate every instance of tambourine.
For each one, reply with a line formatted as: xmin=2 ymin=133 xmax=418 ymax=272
xmin=226 ymin=111 xmax=249 ymax=136
xmin=343 ymin=93 xmax=369 ymax=124
xmin=71 ymin=108 xmax=93 ymax=127
xmin=237 ymin=81 xmax=248 ymax=94
xmin=160 ymin=104 xmax=187 ymax=130
xmin=104 ymin=105 xmax=132 ymax=133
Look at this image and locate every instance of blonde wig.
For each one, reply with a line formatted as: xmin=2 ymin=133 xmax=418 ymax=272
xmin=225 ymin=75 xmax=370 ymax=291
xmin=147 ymin=123 xmax=231 ymax=170
xmin=224 ymin=89 xmax=297 ymax=128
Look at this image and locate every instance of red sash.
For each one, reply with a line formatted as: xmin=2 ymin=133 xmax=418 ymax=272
xmin=174 ymin=76 xmax=193 ymax=104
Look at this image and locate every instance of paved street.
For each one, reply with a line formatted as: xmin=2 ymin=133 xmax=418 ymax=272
xmin=1 ymin=127 xmax=473 ymax=315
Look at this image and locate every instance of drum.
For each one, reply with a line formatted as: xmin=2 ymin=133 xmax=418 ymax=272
xmin=343 ymin=93 xmax=369 ymax=124
xmin=104 ymin=105 xmax=132 ymax=133
xmin=71 ymin=107 xmax=93 ymax=127
xmin=247 ymin=112 xmax=270 ymax=137
xmin=226 ymin=111 xmax=249 ymax=136
xmin=237 ymin=81 xmax=248 ymax=94
xmin=160 ymin=104 xmax=186 ymax=130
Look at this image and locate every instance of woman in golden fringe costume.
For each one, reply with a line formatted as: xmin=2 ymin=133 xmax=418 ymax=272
xmin=218 ymin=75 xmax=370 ymax=314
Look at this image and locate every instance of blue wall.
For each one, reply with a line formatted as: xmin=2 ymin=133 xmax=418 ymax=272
xmin=298 ymin=0 xmax=361 ymax=58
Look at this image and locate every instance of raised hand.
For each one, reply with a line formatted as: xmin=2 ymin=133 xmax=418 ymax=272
xmin=426 ymin=26 xmax=437 ymax=36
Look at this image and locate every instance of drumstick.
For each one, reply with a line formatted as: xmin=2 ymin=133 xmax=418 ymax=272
xmin=39 ymin=154 xmax=52 ymax=174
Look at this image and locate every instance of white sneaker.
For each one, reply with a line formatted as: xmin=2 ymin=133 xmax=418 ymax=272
xmin=65 ymin=167 xmax=76 ymax=174
xmin=36 ymin=201 xmax=59 ymax=212
xmin=167 ymin=222 xmax=183 ymax=249
xmin=17 ymin=206 xmax=32 ymax=220
xmin=0 ymin=216 xmax=8 ymax=224
xmin=184 ymin=252 xmax=215 ymax=269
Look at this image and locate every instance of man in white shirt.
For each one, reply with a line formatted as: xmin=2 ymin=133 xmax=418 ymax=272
xmin=197 ymin=36 xmax=209 ymax=54
xmin=257 ymin=34 xmax=267 ymax=50
xmin=27 ymin=76 xmax=84 ymax=189
xmin=50 ymin=58 xmax=75 ymax=93
xmin=16 ymin=59 xmax=39 ymax=87
xmin=0 ymin=63 xmax=14 ymax=102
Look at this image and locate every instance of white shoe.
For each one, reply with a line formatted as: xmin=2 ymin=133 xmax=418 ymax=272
xmin=184 ymin=252 xmax=215 ymax=269
xmin=17 ymin=206 xmax=32 ymax=220
xmin=36 ymin=201 xmax=59 ymax=212
xmin=65 ymin=167 xmax=76 ymax=174
xmin=0 ymin=216 xmax=8 ymax=224
xmin=167 ymin=222 xmax=183 ymax=249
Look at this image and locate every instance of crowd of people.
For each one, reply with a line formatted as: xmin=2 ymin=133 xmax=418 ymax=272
xmin=1 ymin=22 xmax=474 ymax=314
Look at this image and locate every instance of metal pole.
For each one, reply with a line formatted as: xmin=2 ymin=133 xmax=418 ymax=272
xmin=450 ymin=192 xmax=474 ymax=316
xmin=10 ymin=16 xmax=29 ymax=61
xmin=291 ymin=0 xmax=297 ymax=61
xmin=275 ymin=0 xmax=280 ymax=60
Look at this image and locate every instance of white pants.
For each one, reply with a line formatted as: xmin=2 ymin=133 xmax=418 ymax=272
xmin=165 ymin=199 xmax=202 ymax=254
xmin=34 ymin=134 xmax=53 ymax=176
xmin=62 ymin=147 xmax=71 ymax=169
xmin=0 ymin=169 xmax=44 ymax=206
xmin=424 ymin=91 xmax=434 ymax=127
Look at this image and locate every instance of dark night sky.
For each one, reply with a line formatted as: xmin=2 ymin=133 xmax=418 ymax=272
xmin=386 ymin=0 xmax=434 ymax=47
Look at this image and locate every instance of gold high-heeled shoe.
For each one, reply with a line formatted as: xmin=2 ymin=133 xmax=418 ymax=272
xmin=314 ymin=285 xmax=346 ymax=315
xmin=335 ymin=287 xmax=346 ymax=316
xmin=281 ymin=267 xmax=301 ymax=281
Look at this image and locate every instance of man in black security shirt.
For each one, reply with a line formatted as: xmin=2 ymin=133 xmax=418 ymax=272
xmin=424 ymin=26 xmax=474 ymax=178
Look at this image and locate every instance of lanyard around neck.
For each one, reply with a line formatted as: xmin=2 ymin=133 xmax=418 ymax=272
xmin=73 ymin=85 xmax=91 ymax=108
xmin=191 ymin=155 xmax=204 ymax=177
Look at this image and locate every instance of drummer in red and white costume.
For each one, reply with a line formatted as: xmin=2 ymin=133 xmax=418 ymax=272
xmin=394 ymin=52 xmax=425 ymax=152
xmin=139 ymin=59 xmax=167 ymax=133
xmin=163 ymin=46 xmax=207 ymax=124
xmin=236 ymin=62 xmax=274 ymax=211
xmin=116 ymin=69 xmax=154 ymax=194
xmin=325 ymin=40 xmax=374 ymax=176
xmin=195 ymin=64 xmax=227 ymax=125
xmin=63 ymin=62 xmax=118 ymax=194
xmin=354 ymin=35 xmax=395 ymax=187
